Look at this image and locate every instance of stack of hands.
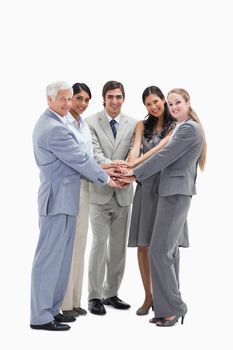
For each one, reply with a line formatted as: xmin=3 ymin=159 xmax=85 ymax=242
xmin=101 ymin=160 xmax=136 ymax=188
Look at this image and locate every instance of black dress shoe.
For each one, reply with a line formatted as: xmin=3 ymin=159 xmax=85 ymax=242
xmin=102 ymin=296 xmax=130 ymax=309
xmin=62 ymin=309 xmax=80 ymax=317
xmin=74 ymin=307 xmax=87 ymax=316
xmin=54 ymin=313 xmax=76 ymax=323
xmin=30 ymin=320 xmax=70 ymax=331
xmin=88 ymin=298 xmax=106 ymax=315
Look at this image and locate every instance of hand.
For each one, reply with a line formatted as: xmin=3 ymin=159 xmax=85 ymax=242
xmin=118 ymin=175 xmax=136 ymax=185
xmin=121 ymin=168 xmax=134 ymax=176
xmin=111 ymin=160 xmax=136 ymax=169
xmin=101 ymin=161 xmax=127 ymax=169
xmin=101 ymin=163 xmax=116 ymax=169
xmin=126 ymin=161 xmax=135 ymax=168
xmin=111 ymin=160 xmax=128 ymax=167
xmin=104 ymin=167 xmax=125 ymax=177
xmin=119 ymin=161 xmax=135 ymax=169
xmin=108 ymin=177 xmax=129 ymax=188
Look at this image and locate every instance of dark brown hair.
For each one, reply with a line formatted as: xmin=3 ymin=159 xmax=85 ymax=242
xmin=142 ymin=86 xmax=175 ymax=139
xmin=102 ymin=81 xmax=125 ymax=100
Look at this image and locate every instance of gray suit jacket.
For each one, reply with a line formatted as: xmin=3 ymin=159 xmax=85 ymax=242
xmin=33 ymin=109 xmax=109 ymax=216
xmin=86 ymin=110 xmax=136 ymax=206
xmin=134 ymin=119 xmax=203 ymax=197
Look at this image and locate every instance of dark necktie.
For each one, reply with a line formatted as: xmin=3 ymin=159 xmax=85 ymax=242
xmin=110 ymin=119 xmax=117 ymax=138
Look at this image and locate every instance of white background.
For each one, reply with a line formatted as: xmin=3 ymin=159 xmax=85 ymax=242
xmin=0 ymin=0 xmax=232 ymax=349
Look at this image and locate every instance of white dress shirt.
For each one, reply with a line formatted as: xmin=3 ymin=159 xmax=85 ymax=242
xmin=105 ymin=111 xmax=121 ymax=131
xmin=65 ymin=112 xmax=93 ymax=157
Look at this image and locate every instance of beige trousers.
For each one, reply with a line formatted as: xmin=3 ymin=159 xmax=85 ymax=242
xmin=61 ymin=180 xmax=89 ymax=310
xmin=88 ymin=194 xmax=131 ymax=300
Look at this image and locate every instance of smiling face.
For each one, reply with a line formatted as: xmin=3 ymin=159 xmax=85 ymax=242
xmin=104 ymin=88 xmax=124 ymax=117
xmin=144 ymin=94 xmax=165 ymax=119
xmin=167 ymin=92 xmax=190 ymax=122
xmin=70 ymin=90 xmax=90 ymax=117
xmin=47 ymin=89 xmax=72 ymax=116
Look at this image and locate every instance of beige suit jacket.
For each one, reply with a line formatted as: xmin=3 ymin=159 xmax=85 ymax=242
xmin=86 ymin=110 xmax=136 ymax=206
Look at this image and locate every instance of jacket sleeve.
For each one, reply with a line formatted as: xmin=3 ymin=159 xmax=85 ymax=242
xmin=48 ymin=125 xmax=109 ymax=185
xmin=134 ymin=122 xmax=201 ymax=181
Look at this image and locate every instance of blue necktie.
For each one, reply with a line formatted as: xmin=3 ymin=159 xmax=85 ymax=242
xmin=110 ymin=119 xmax=117 ymax=138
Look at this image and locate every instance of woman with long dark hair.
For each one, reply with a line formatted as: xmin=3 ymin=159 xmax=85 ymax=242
xmin=128 ymin=86 xmax=175 ymax=315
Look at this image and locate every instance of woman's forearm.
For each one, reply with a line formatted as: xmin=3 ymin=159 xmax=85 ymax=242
xmin=132 ymin=135 xmax=171 ymax=167
xmin=128 ymin=121 xmax=144 ymax=162
xmin=128 ymin=144 xmax=141 ymax=162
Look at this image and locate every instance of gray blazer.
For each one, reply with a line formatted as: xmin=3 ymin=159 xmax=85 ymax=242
xmin=33 ymin=109 xmax=108 ymax=216
xmin=134 ymin=119 xmax=203 ymax=197
xmin=86 ymin=110 xmax=136 ymax=206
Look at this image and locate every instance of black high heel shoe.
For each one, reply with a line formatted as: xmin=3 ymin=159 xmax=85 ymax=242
xmin=156 ymin=315 xmax=185 ymax=327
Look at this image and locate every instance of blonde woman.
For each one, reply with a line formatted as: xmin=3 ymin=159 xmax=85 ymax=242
xmin=121 ymin=88 xmax=207 ymax=326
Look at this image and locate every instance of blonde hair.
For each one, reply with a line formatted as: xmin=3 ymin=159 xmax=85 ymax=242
xmin=167 ymin=88 xmax=207 ymax=171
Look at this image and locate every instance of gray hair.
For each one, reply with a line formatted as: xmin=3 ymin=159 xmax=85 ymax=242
xmin=46 ymin=81 xmax=73 ymax=99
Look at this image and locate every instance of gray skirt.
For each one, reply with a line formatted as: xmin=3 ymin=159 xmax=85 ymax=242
xmin=128 ymin=173 xmax=160 ymax=247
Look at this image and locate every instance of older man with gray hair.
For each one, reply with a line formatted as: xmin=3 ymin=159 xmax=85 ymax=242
xmin=30 ymin=81 xmax=120 ymax=331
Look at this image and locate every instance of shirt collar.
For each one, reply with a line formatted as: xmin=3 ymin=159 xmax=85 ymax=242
xmin=49 ymin=108 xmax=68 ymax=125
xmin=66 ymin=112 xmax=84 ymax=126
xmin=66 ymin=112 xmax=76 ymax=124
xmin=105 ymin=111 xmax=121 ymax=123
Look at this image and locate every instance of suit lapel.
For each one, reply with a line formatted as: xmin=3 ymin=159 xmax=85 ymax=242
xmin=45 ymin=108 xmax=64 ymax=124
xmin=114 ymin=114 xmax=128 ymax=150
xmin=98 ymin=111 xmax=115 ymax=145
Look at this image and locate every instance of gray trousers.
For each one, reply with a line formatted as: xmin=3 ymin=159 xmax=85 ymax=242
xmin=150 ymin=195 xmax=191 ymax=318
xmin=30 ymin=214 xmax=76 ymax=325
xmin=88 ymin=195 xmax=130 ymax=300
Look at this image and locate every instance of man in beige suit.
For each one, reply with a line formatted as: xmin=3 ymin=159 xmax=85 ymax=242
xmin=87 ymin=81 xmax=136 ymax=315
